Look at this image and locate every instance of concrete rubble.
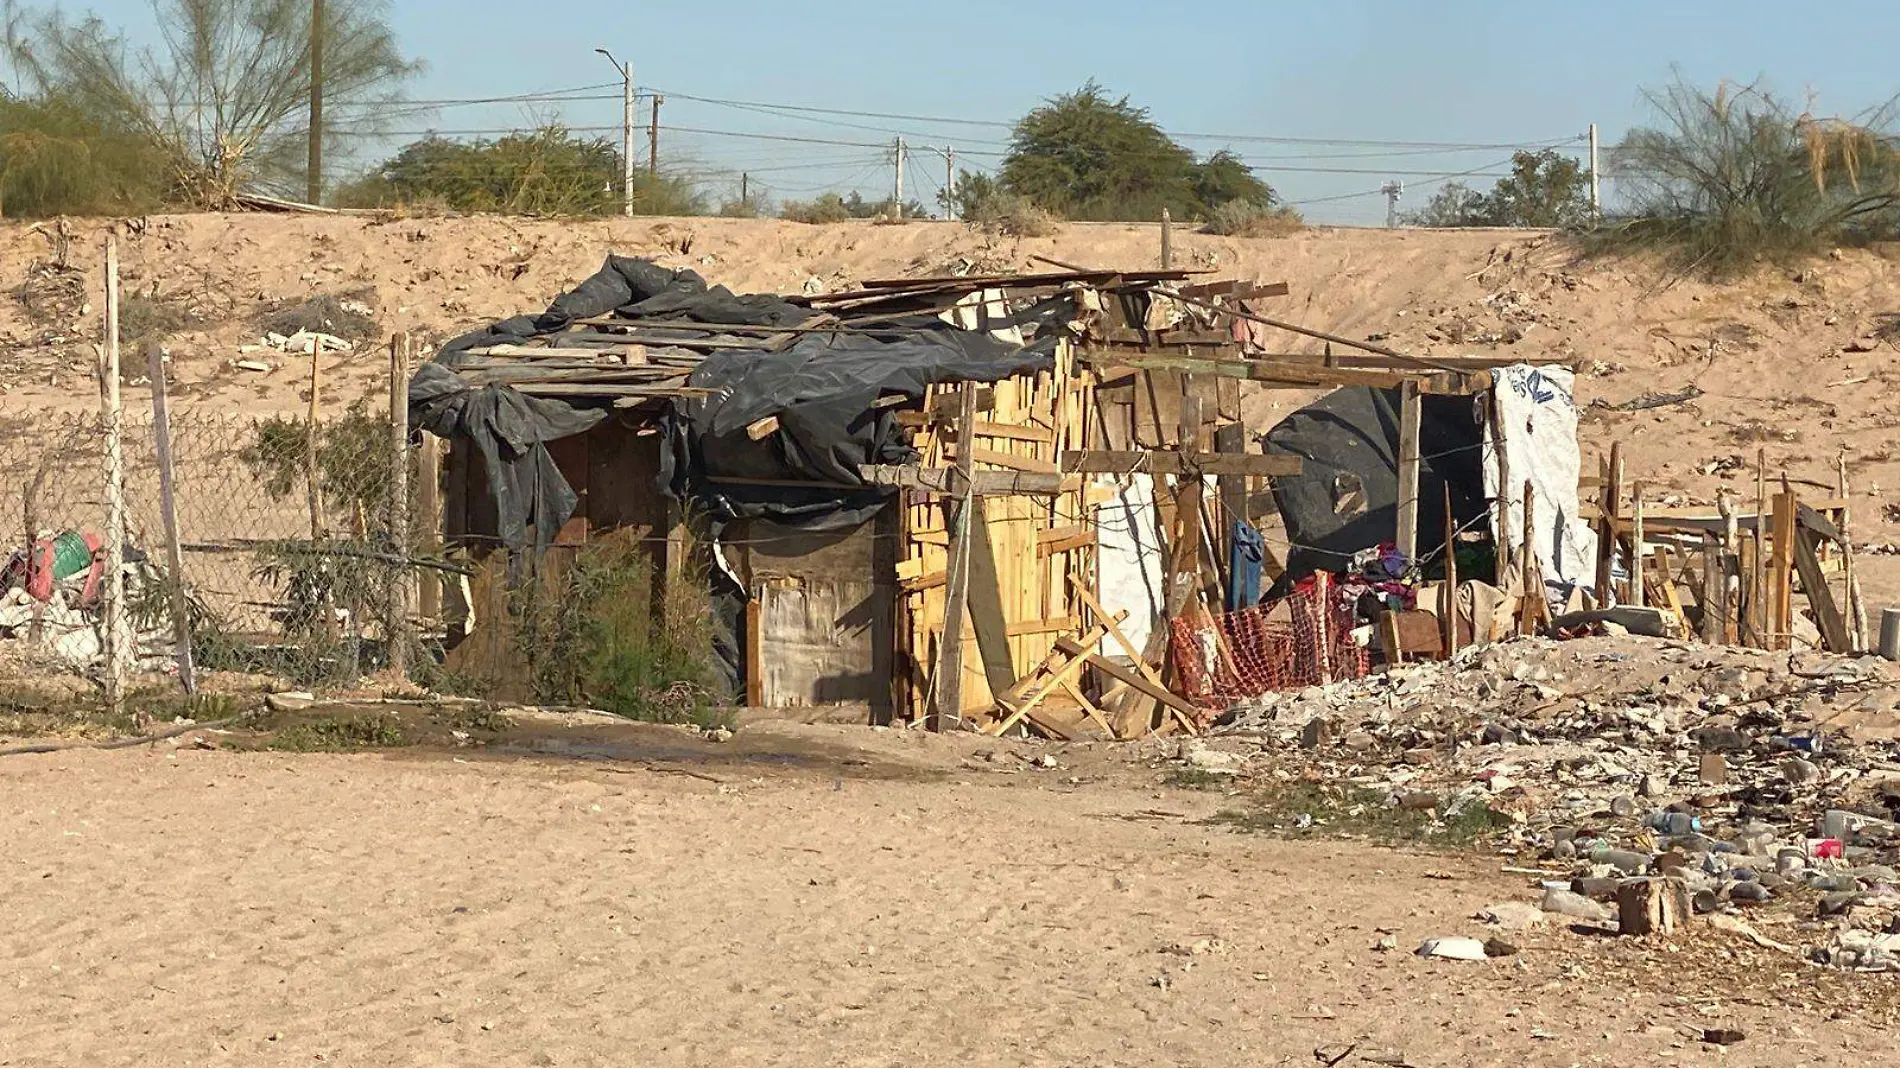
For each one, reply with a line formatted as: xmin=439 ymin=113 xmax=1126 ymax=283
xmin=1191 ymin=633 xmax=1900 ymax=973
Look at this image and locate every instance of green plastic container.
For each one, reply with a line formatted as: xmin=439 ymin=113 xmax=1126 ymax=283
xmin=49 ymin=531 xmax=93 ymax=580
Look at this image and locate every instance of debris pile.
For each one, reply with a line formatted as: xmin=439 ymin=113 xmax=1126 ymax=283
xmin=1209 ymin=633 xmax=1900 ymax=971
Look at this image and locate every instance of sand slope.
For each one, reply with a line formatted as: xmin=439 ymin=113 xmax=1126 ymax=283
xmin=4 ymin=214 xmax=1899 ymax=599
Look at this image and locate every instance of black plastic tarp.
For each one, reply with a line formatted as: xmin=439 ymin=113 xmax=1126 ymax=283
xmin=412 ymin=255 xmax=1053 ymax=550
xmin=1261 ymin=385 xmax=1490 ymax=589
xmin=662 ymin=325 xmax=1052 ymax=530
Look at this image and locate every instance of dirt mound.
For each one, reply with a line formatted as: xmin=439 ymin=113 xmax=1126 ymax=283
xmin=5 ymin=213 xmax=1900 ymax=601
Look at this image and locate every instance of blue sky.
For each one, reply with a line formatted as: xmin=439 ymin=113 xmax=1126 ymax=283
xmin=43 ymin=0 xmax=1900 ymax=222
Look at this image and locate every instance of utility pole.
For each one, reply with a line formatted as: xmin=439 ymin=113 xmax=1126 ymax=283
xmin=740 ymin=172 xmax=749 ymax=207
xmin=596 ymin=48 xmax=634 ymax=217
xmin=648 ymin=93 xmax=663 ymax=178
xmin=1588 ymin=123 xmax=1601 ymax=216
xmin=1381 ymin=180 xmax=1403 ymax=228
xmin=893 ymin=136 xmax=906 ymax=217
xmin=930 ymin=145 xmax=954 ymax=219
xmin=307 ymin=0 xmax=324 ymax=205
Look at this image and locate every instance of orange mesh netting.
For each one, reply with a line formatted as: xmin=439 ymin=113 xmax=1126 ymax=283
xmin=1167 ymin=579 xmax=1368 ymax=707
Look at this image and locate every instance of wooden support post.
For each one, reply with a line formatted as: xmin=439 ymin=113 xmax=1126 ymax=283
xmin=386 ymin=334 xmax=411 ymax=681
xmin=1442 ymin=482 xmax=1459 ymax=658
xmin=1518 ymin=479 xmax=1543 ymax=635
xmin=1596 ymin=442 xmax=1622 ymax=605
xmin=416 ymin=434 xmax=442 ymax=620
xmin=148 ymin=339 xmax=195 ymax=694
xmin=1214 ymin=421 xmax=1247 ymax=579
xmin=1699 ymin=535 xmax=1723 ymax=644
xmin=100 ymin=232 xmax=130 ymax=724
xmin=928 ymin=384 xmax=980 ymax=731
xmin=1395 ymin=379 xmax=1421 ymax=563
xmin=1752 ymin=447 xmax=1767 ymax=646
xmin=745 ymin=592 xmax=765 ymax=707
xmin=306 ymin=334 xmax=325 ymax=538
xmin=1838 ymin=450 xmax=1867 ymax=651
xmin=1314 ymin=570 xmax=1334 ymax=684
xmin=1770 ymin=486 xmax=1796 ymax=650
xmin=1718 ymin=491 xmax=1740 ymax=644
xmin=1160 ymin=208 xmax=1173 ymax=269
xmin=1629 ymin=482 xmax=1647 ymax=609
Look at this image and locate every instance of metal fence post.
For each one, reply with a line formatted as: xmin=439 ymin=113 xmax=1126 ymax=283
xmin=100 ymin=232 xmax=131 ymax=722
xmin=149 ymin=338 xmax=196 ymax=693
xmin=387 ymin=333 xmax=411 ymax=680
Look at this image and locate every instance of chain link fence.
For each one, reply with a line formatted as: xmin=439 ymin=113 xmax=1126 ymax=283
xmin=0 ymin=388 xmax=431 ymax=693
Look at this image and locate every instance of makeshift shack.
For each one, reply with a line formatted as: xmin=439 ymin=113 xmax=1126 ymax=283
xmin=411 ymin=255 xmax=1604 ymax=738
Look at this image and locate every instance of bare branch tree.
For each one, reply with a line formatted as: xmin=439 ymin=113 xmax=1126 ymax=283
xmin=2 ymin=0 xmax=420 ymax=205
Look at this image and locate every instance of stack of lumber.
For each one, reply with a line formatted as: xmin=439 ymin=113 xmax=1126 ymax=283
xmin=1584 ymin=443 xmax=1867 ymax=653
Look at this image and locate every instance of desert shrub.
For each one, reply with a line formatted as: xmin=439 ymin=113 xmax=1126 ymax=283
xmin=970 ymin=191 xmax=1060 ymax=237
xmin=332 ymin=126 xmax=705 ymax=217
xmin=1599 ymin=78 xmax=1900 ymax=276
xmin=509 ymin=536 xmax=723 ymax=725
xmin=781 ymin=190 xmax=924 ymax=224
xmin=0 ymin=92 xmax=168 ymax=217
xmin=1201 ymin=199 xmax=1304 ymax=237
xmin=118 ymin=292 xmax=194 ymax=343
xmin=241 ymin=399 xmax=394 ymax=524
xmin=780 ymin=193 xmax=853 ymax=224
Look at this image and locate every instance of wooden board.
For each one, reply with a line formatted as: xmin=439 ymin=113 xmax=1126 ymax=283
xmin=1061 ymin=450 xmax=1302 ymax=476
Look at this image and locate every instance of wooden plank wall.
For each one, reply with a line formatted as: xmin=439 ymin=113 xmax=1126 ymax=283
xmin=899 ymin=340 xmax=1098 ymax=718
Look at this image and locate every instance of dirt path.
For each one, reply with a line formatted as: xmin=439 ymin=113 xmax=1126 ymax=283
xmin=0 ymin=727 xmax=1890 ymax=1067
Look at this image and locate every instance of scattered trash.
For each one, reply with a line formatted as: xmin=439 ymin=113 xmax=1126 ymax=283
xmin=1415 ymin=936 xmax=1488 ymax=961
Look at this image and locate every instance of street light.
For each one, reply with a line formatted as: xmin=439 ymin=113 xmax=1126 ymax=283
xmin=597 ymin=48 xmax=634 ymax=218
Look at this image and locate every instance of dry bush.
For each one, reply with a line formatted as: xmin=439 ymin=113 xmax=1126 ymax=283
xmin=1202 ymin=199 xmax=1304 ymax=238
xmin=255 ymin=288 xmax=379 ymax=342
xmin=971 ymin=192 xmax=1059 ymax=237
xmin=1599 ymin=78 xmax=1900 ymax=276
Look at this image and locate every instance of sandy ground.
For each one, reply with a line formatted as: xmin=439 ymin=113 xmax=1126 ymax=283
xmin=1 ymin=723 xmax=1894 ymax=1068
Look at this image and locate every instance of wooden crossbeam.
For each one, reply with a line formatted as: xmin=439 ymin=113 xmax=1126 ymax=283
xmin=1060 ymin=450 xmax=1302 ymax=477
xmin=1079 ymin=350 xmax=1489 ymax=395
xmin=857 ymin=465 xmax=1063 ymax=496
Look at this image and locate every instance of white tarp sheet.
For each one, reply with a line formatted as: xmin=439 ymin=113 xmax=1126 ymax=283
xmin=1093 ymin=474 xmax=1165 ymax=656
xmin=1483 ymin=364 xmax=1597 ymax=603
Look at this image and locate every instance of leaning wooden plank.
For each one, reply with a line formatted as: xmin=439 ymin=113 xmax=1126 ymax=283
xmin=964 ymin=497 xmax=1018 ymax=699
xmin=1070 ymin=580 xmax=1172 ymax=696
xmin=1792 ymin=523 xmax=1852 ymax=652
xmin=991 ymin=622 xmax=1112 ymax=736
xmin=1058 ymin=675 xmax=1116 ymax=736
xmin=1061 ymin=451 xmax=1302 ymax=477
xmin=1057 ymin=639 xmax=1199 ymax=719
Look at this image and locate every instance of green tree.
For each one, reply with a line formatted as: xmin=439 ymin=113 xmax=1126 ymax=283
xmin=1189 ymin=149 xmax=1278 ymax=212
xmin=998 ymin=83 xmax=1281 ymax=222
xmin=333 ymin=125 xmax=704 ymax=216
xmin=1484 ymin=148 xmax=1592 ymax=227
xmin=1001 ymin=82 xmax=1199 ymax=221
xmin=1402 ymin=181 xmax=1496 ymax=227
xmin=1 ymin=0 xmax=420 ymax=205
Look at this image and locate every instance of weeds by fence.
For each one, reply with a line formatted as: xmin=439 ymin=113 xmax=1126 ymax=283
xmin=0 ymin=393 xmax=429 ymax=687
